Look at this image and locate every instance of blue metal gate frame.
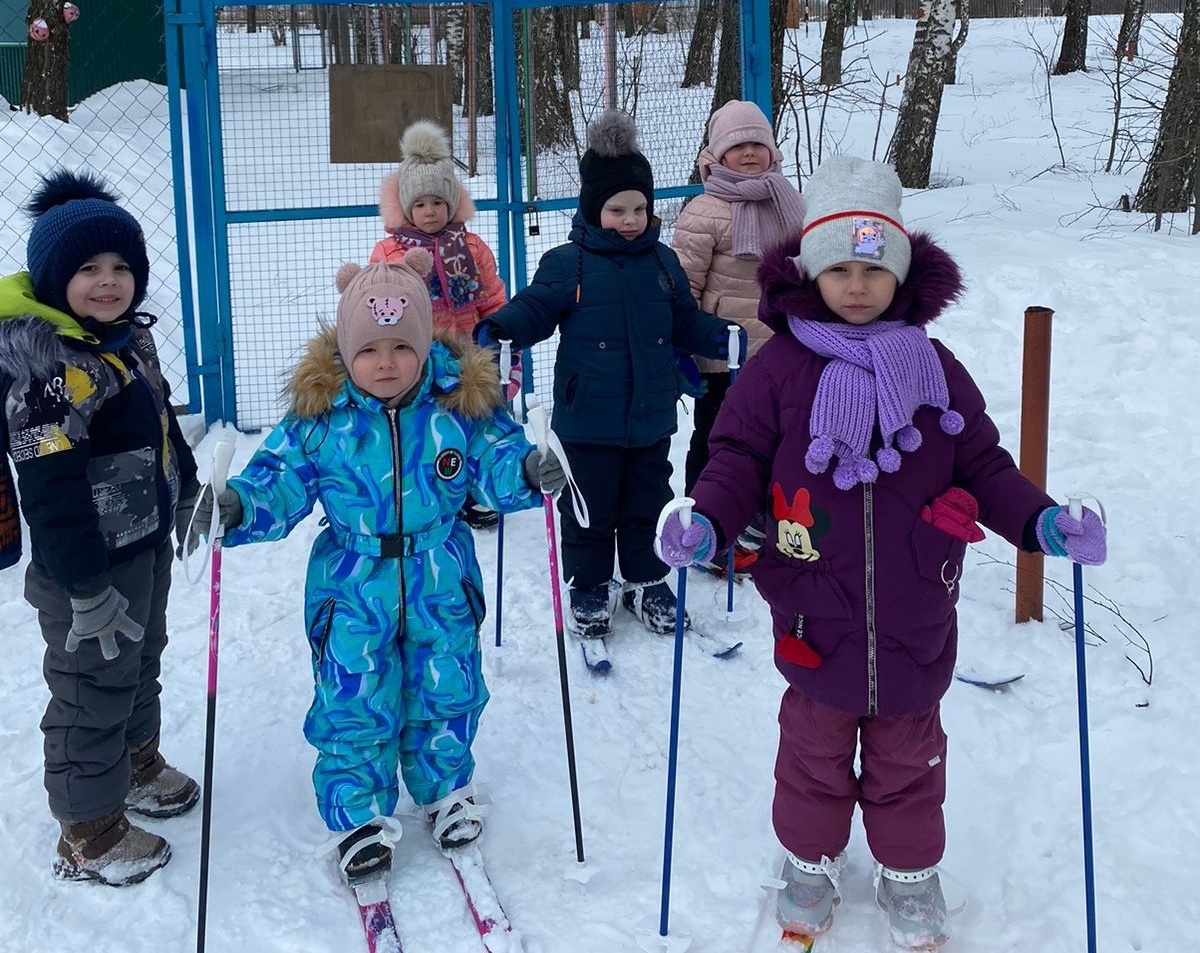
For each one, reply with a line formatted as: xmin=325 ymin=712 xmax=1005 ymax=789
xmin=165 ymin=0 xmax=771 ymax=427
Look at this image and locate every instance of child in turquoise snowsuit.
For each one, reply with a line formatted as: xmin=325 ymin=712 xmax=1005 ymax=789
xmin=197 ymin=252 xmax=562 ymax=883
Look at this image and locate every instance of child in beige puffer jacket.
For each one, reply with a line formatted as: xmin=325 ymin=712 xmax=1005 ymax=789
xmin=671 ymin=101 xmax=805 ymax=569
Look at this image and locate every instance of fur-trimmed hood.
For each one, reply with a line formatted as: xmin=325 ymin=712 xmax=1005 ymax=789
xmin=756 ymin=231 xmax=964 ymax=332
xmin=378 ymin=170 xmax=477 ymax=233
xmin=285 ymin=326 xmax=506 ymax=419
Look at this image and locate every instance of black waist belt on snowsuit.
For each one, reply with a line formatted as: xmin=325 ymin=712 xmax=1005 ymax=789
xmin=333 ymin=518 xmax=455 ymax=558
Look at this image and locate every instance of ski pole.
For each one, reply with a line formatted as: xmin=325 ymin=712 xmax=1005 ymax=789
xmin=196 ymin=435 xmax=236 ymax=953
xmin=526 ymin=396 xmax=586 ymax=868
xmin=646 ymin=498 xmax=697 ymax=951
xmin=494 ymin=339 xmax=513 ymax=651
xmin=1068 ymin=494 xmax=1098 ymax=953
xmin=724 ymin=325 xmax=741 ymax=616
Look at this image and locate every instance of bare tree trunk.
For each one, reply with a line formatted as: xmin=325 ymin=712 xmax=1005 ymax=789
xmin=691 ymin=0 xmax=742 ymax=184
xmin=329 ymin=7 xmax=351 ymax=65
xmin=443 ymin=4 xmax=466 ymax=105
xmin=472 ymin=5 xmax=494 ymax=116
xmin=1053 ymin=0 xmax=1091 ymax=74
xmin=1116 ymin=0 xmax=1145 ymax=61
xmin=530 ymin=8 xmax=574 ymax=149
xmin=557 ymin=8 xmax=581 ymax=92
xmin=20 ymin=0 xmax=70 ymax=121
xmin=820 ymin=0 xmax=850 ymax=85
xmin=682 ymin=0 xmax=719 ymax=88
xmin=886 ymin=0 xmax=956 ymax=188
xmin=942 ymin=0 xmax=969 ymax=84
xmin=247 ymin=6 xmax=258 ymax=33
xmin=770 ymin=0 xmax=788 ymax=125
xmin=1134 ymin=0 xmax=1200 ymax=219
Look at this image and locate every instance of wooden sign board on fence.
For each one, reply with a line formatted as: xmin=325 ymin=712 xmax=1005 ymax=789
xmin=329 ymin=64 xmax=454 ymax=164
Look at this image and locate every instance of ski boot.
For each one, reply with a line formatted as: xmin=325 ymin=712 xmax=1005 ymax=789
xmin=776 ymin=852 xmax=844 ymax=936
xmin=426 ymin=785 xmax=490 ymax=850
xmin=621 ymin=580 xmax=688 ymax=635
xmin=875 ymin=864 xmax=949 ymax=950
xmin=567 ymin=582 xmax=614 ymax=639
xmin=336 ymin=818 xmax=403 ymax=886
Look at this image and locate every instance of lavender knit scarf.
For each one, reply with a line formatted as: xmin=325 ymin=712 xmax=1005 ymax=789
xmin=703 ymin=163 xmax=807 ymax=259
xmin=788 ymin=318 xmax=965 ymax=490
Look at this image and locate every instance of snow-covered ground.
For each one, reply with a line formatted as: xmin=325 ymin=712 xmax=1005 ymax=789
xmin=0 ymin=13 xmax=1195 ymax=953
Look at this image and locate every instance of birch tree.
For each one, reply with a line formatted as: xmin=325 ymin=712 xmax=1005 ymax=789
xmin=886 ymin=0 xmax=958 ymax=188
xmin=1134 ymin=0 xmax=1200 ymax=225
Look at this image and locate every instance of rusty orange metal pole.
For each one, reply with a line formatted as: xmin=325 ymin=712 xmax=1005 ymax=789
xmin=1015 ymin=306 xmax=1053 ymax=623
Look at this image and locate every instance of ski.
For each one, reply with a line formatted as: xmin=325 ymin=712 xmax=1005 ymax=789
xmin=352 ymin=878 xmax=405 ymax=953
xmin=443 ymin=842 xmax=524 ymax=952
xmin=686 ymin=625 xmax=743 ymax=659
xmin=781 ymin=929 xmax=817 ymax=950
xmin=954 ymin=667 xmax=1025 ymax=689
xmin=694 ymin=559 xmax=749 ymax=585
xmin=579 ymin=636 xmax=613 ymax=674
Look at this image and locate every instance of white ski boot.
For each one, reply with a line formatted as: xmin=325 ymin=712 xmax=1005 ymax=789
xmin=776 ymin=851 xmax=844 ymax=936
xmin=875 ymin=864 xmax=949 ymax=950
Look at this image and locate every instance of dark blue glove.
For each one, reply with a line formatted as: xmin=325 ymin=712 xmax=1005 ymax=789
xmin=674 ymin=349 xmax=707 ymax=398
xmin=474 ymin=320 xmax=502 ymax=352
xmin=715 ymin=325 xmax=749 ymax=366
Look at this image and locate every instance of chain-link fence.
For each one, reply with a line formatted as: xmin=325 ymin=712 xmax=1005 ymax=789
xmin=0 ymin=0 xmax=191 ymax=406
xmin=188 ymin=0 xmax=769 ymax=429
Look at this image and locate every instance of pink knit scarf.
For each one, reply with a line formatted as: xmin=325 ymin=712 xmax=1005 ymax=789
xmin=702 ymin=163 xmax=807 ymax=259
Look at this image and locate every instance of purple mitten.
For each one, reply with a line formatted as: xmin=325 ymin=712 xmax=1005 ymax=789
xmin=1036 ymin=505 xmax=1107 ymax=566
xmin=656 ymin=508 xmax=717 ymax=569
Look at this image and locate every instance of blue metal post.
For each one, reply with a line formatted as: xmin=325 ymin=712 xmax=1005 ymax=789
xmin=163 ymin=0 xmax=203 ymax=418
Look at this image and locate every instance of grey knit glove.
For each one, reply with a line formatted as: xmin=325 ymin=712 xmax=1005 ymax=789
xmin=187 ymin=486 xmax=244 ymax=551
xmin=523 ymin=448 xmax=566 ymax=496
xmin=66 ymin=587 xmax=145 ymax=661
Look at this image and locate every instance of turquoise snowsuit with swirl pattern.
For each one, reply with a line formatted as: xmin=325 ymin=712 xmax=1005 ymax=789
xmin=222 ymin=333 xmax=539 ymax=831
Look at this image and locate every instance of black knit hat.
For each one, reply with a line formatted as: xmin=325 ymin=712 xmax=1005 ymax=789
xmin=25 ymin=169 xmax=150 ymax=319
xmin=578 ymin=110 xmax=655 ymax=227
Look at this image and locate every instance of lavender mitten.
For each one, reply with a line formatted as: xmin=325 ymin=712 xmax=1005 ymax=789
xmin=656 ymin=507 xmax=717 ymax=569
xmin=1036 ymin=506 xmax=1107 ymax=566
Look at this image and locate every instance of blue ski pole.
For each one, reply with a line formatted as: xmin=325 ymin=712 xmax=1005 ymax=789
xmin=1068 ymin=494 xmax=1098 ymax=953
xmin=723 ymin=326 xmax=741 ymax=616
xmin=639 ymin=498 xmax=696 ymax=952
xmin=494 ymin=339 xmax=512 ymax=652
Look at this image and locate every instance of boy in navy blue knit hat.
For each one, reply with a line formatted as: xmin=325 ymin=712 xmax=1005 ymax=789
xmin=475 ymin=111 xmax=743 ymax=643
xmin=0 ymin=169 xmax=200 ymax=886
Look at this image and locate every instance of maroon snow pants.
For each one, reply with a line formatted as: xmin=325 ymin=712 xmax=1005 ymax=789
xmin=772 ymin=687 xmax=947 ymax=870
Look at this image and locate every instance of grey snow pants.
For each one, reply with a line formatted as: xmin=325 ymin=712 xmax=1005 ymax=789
xmin=25 ymin=540 xmax=173 ymax=823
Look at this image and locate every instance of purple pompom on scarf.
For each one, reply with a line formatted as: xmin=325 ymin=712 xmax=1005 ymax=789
xmin=789 ymin=318 xmax=964 ymax=489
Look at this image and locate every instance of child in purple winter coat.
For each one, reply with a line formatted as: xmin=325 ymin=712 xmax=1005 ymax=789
xmin=655 ymin=156 xmax=1107 ymax=950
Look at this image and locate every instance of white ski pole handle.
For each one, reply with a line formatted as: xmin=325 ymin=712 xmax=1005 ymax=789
xmin=726 ymin=324 xmax=742 ymax=371
xmin=211 ymin=436 xmax=235 ymax=495
xmin=499 ymin=339 xmax=513 ymax=389
xmin=527 ymin=394 xmax=549 ymax=455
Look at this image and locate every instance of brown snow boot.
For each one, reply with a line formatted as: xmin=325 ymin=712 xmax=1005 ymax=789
xmin=53 ymin=809 xmax=171 ymax=886
xmin=126 ymin=733 xmax=200 ymax=819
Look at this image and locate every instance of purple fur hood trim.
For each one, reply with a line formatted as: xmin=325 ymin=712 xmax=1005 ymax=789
xmin=756 ymin=231 xmax=965 ymax=333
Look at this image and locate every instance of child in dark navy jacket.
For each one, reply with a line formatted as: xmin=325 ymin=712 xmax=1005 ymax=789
xmin=476 ymin=110 xmax=741 ymax=638
xmin=0 ymin=171 xmax=200 ymax=887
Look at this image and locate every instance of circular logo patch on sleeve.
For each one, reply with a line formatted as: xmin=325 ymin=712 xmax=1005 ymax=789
xmin=435 ymin=449 xmax=464 ymax=480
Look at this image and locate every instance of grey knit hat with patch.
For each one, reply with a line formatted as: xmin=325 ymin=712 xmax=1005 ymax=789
xmin=797 ymin=156 xmax=911 ymax=283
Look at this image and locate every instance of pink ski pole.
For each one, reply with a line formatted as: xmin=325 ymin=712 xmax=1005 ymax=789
xmin=196 ymin=436 xmax=236 ymax=953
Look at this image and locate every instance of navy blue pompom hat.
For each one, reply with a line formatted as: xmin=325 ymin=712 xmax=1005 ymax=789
xmin=24 ymin=169 xmax=150 ymax=319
